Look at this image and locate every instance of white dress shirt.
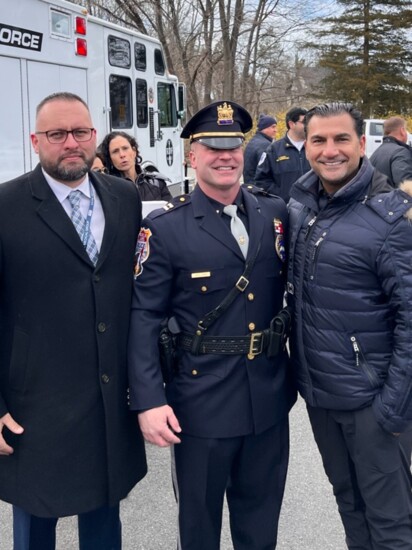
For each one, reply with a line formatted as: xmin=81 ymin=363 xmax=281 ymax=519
xmin=43 ymin=169 xmax=105 ymax=251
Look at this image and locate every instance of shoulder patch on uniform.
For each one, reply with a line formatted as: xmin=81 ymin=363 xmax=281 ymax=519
xmin=257 ymin=152 xmax=266 ymax=166
xmin=274 ymin=219 xmax=286 ymax=262
xmin=148 ymin=194 xmax=192 ymax=219
xmin=134 ymin=227 xmax=152 ymax=278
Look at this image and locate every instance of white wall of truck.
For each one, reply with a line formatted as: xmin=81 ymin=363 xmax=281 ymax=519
xmin=0 ymin=0 xmax=186 ymax=186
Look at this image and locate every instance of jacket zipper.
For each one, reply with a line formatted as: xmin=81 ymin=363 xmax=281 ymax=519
xmin=350 ymin=335 xmax=378 ymax=387
xmin=309 ymin=231 xmax=327 ymax=280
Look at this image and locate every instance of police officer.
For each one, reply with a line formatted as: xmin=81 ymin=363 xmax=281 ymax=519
xmin=255 ymin=107 xmax=311 ymax=202
xmin=128 ymin=101 xmax=296 ymax=550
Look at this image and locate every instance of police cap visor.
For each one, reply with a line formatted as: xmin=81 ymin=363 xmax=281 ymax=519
xmin=195 ymin=137 xmax=244 ymax=150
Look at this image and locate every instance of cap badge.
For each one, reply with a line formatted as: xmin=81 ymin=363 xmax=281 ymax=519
xmin=217 ymin=102 xmax=234 ymax=126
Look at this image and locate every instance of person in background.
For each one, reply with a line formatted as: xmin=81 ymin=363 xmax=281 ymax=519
xmin=128 ymin=100 xmax=296 ymax=549
xmin=243 ymin=113 xmax=277 ymax=184
xmin=0 ymin=92 xmax=147 ymax=550
xmin=370 ymin=116 xmax=412 ymax=187
xmin=288 ymin=102 xmax=412 ymax=549
xmin=91 ymin=148 xmax=107 ymax=173
xmin=100 ymin=131 xmax=173 ymax=201
xmin=255 ymin=106 xmax=310 ymax=201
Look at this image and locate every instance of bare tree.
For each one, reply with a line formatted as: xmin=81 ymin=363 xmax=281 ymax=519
xmin=73 ymin=0 xmax=334 ymax=116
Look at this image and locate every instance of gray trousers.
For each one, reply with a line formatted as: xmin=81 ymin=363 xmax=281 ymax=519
xmin=307 ymin=404 xmax=412 ymax=550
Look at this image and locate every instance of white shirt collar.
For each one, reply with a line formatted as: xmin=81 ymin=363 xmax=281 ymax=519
xmin=42 ymin=168 xmax=91 ymax=204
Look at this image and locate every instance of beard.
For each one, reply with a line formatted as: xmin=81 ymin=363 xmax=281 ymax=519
xmin=40 ymin=152 xmax=94 ymax=183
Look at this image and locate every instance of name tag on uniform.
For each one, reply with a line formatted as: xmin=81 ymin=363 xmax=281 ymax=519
xmin=191 ymin=272 xmax=211 ymax=279
xmin=276 ymin=155 xmax=290 ymax=162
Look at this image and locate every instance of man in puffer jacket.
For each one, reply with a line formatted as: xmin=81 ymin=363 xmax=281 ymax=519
xmin=288 ymin=102 xmax=412 ymax=549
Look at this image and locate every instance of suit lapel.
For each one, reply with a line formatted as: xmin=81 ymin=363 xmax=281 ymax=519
xmin=30 ymin=166 xmax=119 ymax=268
xmin=31 ymin=166 xmax=93 ymax=266
xmin=89 ymin=172 xmax=119 ymax=267
xmin=241 ymin=187 xmax=265 ymax=260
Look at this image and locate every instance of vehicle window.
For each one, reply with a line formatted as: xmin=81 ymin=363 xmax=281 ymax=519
xmin=109 ymin=75 xmax=133 ymax=128
xmin=135 ymin=42 xmax=146 ymax=71
xmin=108 ymin=36 xmax=131 ymax=68
xmin=370 ymin=122 xmax=383 ymax=136
xmin=136 ymin=79 xmax=148 ymax=127
xmin=157 ymin=82 xmax=177 ymax=127
xmin=154 ymin=49 xmax=165 ymax=75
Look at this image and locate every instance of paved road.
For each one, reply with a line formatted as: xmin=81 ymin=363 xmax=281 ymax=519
xmin=0 ymin=397 xmax=346 ymax=549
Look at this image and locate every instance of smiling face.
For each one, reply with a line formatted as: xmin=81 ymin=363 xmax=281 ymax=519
xmin=189 ymin=141 xmax=243 ymax=203
xmin=31 ymin=99 xmax=96 ymax=188
xmin=305 ymin=113 xmax=366 ymax=194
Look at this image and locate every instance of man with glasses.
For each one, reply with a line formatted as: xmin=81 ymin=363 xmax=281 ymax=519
xmin=255 ymin=106 xmax=311 ymax=202
xmin=0 ymin=92 xmax=147 ymax=549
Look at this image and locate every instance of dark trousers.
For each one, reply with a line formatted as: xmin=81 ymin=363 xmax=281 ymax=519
xmin=13 ymin=504 xmax=121 ymax=550
xmin=307 ymin=404 xmax=412 ymax=550
xmin=172 ymin=419 xmax=289 ymax=550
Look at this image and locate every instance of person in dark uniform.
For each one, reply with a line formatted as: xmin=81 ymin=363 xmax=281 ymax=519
xmin=128 ymin=100 xmax=296 ymax=550
xmin=255 ymin=107 xmax=311 ymax=202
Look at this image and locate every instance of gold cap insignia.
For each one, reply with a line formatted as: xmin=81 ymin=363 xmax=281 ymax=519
xmin=217 ymin=102 xmax=234 ymax=126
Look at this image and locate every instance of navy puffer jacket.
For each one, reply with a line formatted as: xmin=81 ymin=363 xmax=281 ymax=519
xmin=288 ymin=157 xmax=412 ymax=433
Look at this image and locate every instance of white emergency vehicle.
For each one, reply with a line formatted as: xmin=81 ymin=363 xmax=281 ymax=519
xmin=363 ymin=119 xmax=412 ymax=158
xmin=0 ymin=0 xmax=186 ymax=187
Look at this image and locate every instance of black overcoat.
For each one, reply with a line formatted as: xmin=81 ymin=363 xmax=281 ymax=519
xmin=0 ymin=165 xmax=147 ymax=517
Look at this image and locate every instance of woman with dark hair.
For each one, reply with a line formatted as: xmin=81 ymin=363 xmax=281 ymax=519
xmin=99 ymin=131 xmax=173 ymax=201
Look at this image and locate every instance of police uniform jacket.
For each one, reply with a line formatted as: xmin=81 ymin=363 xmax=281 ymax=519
xmin=128 ymin=184 xmax=296 ymax=438
xmin=0 ymin=164 xmax=147 ymax=517
xmin=288 ymin=158 xmax=412 ymax=434
xmin=243 ymin=131 xmax=273 ymax=184
xmin=255 ymin=134 xmax=311 ymax=202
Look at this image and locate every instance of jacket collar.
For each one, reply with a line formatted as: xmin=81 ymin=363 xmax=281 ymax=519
xmin=191 ymin=184 xmax=264 ymax=260
xmin=290 ymin=157 xmax=375 ymax=211
xmin=30 ymin=164 xmax=119 ymax=269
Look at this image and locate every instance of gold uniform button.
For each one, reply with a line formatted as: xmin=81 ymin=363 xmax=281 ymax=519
xmin=247 ymin=353 xmax=255 ymax=360
xmin=249 ymin=322 xmax=256 ymax=331
xmin=248 ymin=293 xmax=254 ymax=301
xmin=179 ymin=197 xmax=186 ymax=202
xmin=196 ymin=329 xmax=202 ymax=336
xmin=201 ymin=286 xmax=208 ymax=292
xmin=192 ymin=369 xmax=198 ymax=376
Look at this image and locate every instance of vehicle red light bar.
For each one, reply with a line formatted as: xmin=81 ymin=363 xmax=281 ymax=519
xmin=76 ymin=38 xmax=87 ymax=56
xmin=75 ymin=17 xmax=86 ymax=35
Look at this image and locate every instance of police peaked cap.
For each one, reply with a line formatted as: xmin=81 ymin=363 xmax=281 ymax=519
xmin=181 ymin=101 xmax=253 ymax=150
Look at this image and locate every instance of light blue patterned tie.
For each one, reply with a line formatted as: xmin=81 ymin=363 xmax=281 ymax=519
xmin=223 ymin=204 xmax=249 ymax=259
xmin=68 ymin=190 xmax=99 ymax=266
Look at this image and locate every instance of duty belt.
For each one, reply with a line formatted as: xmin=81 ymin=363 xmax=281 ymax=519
xmin=177 ymin=307 xmax=291 ymax=359
xmin=178 ymin=331 xmax=270 ymax=358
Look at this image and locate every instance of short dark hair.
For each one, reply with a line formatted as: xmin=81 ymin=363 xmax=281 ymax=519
xmin=304 ymin=102 xmax=364 ymax=138
xmin=36 ymin=92 xmax=89 ymax=117
xmin=99 ymin=131 xmax=142 ymax=178
xmin=286 ymin=107 xmax=308 ymax=129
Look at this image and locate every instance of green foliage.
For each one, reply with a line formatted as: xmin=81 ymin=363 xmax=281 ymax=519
xmin=307 ymin=0 xmax=412 ymax=117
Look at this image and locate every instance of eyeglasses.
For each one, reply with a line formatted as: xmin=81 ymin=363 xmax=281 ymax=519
xmin=35 ymin=128 xmax=95 ymax=144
